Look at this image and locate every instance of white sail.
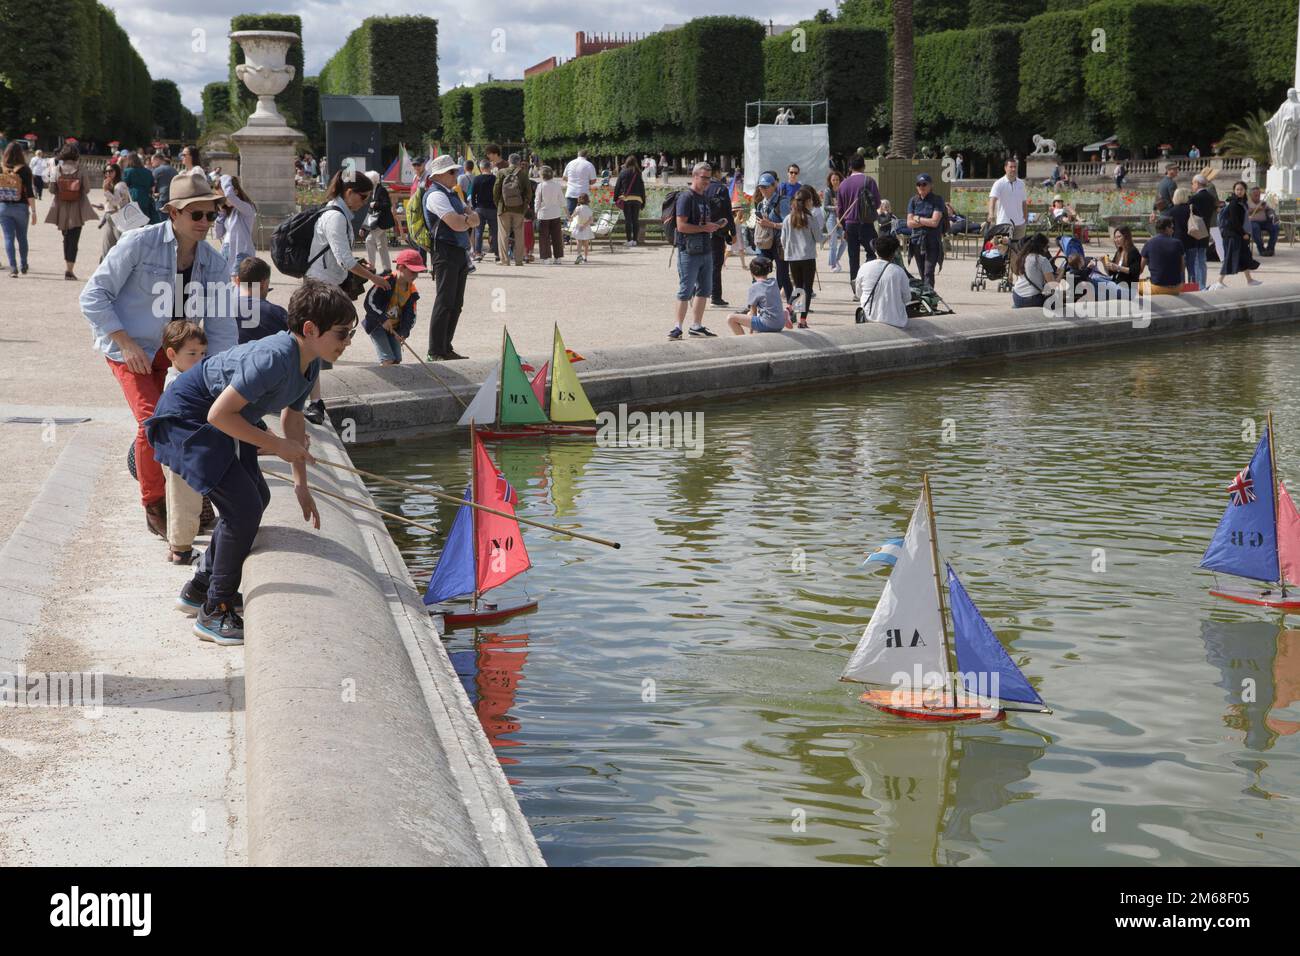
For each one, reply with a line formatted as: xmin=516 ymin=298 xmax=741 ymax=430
xmin=457 ymin=365 xmax=500 ymax=427
xmin=397 ymin=143 xmax=415 ymax=185
xmin=842 ymin=494 xmax=949 ymax=688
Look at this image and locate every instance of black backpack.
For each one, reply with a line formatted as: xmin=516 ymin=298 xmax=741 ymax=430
xmin=856 ymin=176 xmax=880 ymax=223
xmin=270 ymin=205 xmax=346 ymax=278
xmin=660 ymin=189 xmax=682 ymax=245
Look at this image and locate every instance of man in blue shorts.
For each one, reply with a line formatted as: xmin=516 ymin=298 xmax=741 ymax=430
xmin=669 ymin=162 xmax=723 ymax=340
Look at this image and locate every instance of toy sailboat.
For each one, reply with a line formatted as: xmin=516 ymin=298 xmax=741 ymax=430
xmin=841 ymin=475 xmax=1051 ymax=722
xmin=461 ymin=326 xmax=598 ymax=439
xmin=1201 ymin=413 xmax=1300 ymax=611
xmin=424 ymin=430 xmax=539 ymax=628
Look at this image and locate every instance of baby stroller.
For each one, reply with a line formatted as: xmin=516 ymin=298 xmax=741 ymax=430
xmin=972 ymin=222 xmax=1016 ymax=292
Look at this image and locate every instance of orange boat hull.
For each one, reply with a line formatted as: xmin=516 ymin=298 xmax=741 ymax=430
xmin=1209 ymin=587 xmax=1300 ymax=611
xmin=439 ymin=599 xmax=539 ymax=629
xmin=859 ymin=688 xmax=1005 ymax=723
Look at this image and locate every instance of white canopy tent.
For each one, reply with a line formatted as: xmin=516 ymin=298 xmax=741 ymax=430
xmin=743 ymin=123 xmax=831 ymax=196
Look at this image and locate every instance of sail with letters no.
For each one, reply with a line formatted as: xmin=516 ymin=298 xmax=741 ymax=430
xmin=841 ymin=476 xmax=1049 ymax=721
xmin=424 ymin=430 xmax=537 ymax=627
xmin=1201 ymin=414 xmax=1300 ymax=611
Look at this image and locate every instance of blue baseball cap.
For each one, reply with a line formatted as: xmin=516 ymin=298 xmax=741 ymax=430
xmin=757 ymin=172 xmax=777 ymax=187
xmin=915 ymin=173 xmax=932 ymax=185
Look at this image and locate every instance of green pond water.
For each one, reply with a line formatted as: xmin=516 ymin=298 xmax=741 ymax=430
xmin=351 ymin=326 xmax=1300 ymax=866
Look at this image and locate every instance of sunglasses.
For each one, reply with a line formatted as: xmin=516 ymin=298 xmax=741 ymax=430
xmin=332 ymin=326 xmax=357 ymax=342
xmin=187 ymin=210 xmax=219 ymax=222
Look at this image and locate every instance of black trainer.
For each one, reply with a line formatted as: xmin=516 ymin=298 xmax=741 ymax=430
xmin=688 ymin=325 xmax=717 ymax=338
xmin=303 ymin=400 xmax=326 ymax=425
xmin=177 ymin=580 xmax=243 ymax=616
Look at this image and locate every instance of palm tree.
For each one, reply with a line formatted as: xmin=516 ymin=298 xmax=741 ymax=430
xmin=889 ymin=0 xmax=915 ymax=159
xmin=1218 ymin=108 xmax=1271 ymax=163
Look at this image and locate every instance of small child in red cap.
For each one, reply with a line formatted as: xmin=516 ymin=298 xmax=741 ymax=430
xmin=362 ymin=247 xmax=424 ymax=365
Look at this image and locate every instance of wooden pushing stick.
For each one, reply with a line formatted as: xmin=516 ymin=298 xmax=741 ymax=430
xmin=401 ymin=339 xmax=469 ymax=410
xmin=261 ymin=470 xmax=442 ymax=536
xmin=309 ymin=457 xmax=622 ymax=550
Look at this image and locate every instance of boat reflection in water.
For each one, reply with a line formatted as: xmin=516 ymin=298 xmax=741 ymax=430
xmin=1201 ymin=622 xmax=1300 ymax=752
xmin=845 ymin=728 xmax=1046 ymax=865
xmin=448 ymin=630 xmax=530 ymax=784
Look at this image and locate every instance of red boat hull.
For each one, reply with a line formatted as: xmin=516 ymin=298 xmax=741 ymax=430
xmin=438 ymin=599 xmax=539 ymax=628
xmin=1209 ymin=587 xmax=1300 ymax=611
xmin=859 ymin=689 xmax=1005 ymax=723
xmin=475 ymin=424 xmax=596 ymax=441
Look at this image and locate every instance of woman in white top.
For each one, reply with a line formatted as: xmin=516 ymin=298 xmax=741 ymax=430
xmin=855 ymin=234 xmax=911 ymax=328
xmin=213 ymin=173 xmax=257 ymax=278
xmin=1009 ymin=232 xmax=1058 ymax=308
xmin=30 ymin=151 xmax=47 ymax=201
xmin=302 ymin=169 xmax=389 ymax=423
xmin=533 ymin=165 xmax=567 ymax=263
xmin=96 ymin=163 xmax=133 ymax=260
xmin=306 ymin=170 xmax=388 ymax=289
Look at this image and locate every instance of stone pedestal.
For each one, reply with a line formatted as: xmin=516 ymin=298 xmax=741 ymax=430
xmin=1026 ymin=154 xmax=1060 ymax=184
xmin=234 ymin=126 xmax=303 ymax=247
xmin=1267 ymin=164 xmax=1300 ymax=200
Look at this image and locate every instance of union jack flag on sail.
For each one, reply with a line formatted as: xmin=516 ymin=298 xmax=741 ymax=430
xmin=1227 ymin=467 xmax=1256 ymax=506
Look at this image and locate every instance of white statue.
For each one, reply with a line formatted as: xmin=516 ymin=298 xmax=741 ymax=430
xmin=774 ymin=107 xmax=792 ymax=126
xmin=1267 ymin=88 xmax=1300 ymax=169
xmin=1031 ymin=134 xmax=1058 ymax=156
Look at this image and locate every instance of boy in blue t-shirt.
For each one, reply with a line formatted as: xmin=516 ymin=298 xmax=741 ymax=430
xmin=234 ymin=256 xmax=290 ymax=344
xmin=146 ymin=280 xmax=358 ymax=646
xmin=726 ymin=257 xmax=786 ymax=334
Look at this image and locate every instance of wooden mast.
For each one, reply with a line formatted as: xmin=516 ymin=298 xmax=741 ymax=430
xmin=923 ymin=473 xmax=957 ymax=708
xmin=1269 ymin=410 xmax=1286 ymax=597
xmin=470 ymin=422 xmax=479 ymax=614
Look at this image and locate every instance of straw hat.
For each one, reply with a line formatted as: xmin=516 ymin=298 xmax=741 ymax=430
xmin=164 ymin=169 xmax=218 ymax=211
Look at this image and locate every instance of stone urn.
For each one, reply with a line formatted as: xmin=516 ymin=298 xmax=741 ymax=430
xmin=231 ymin=30 xmax=298 ymax=127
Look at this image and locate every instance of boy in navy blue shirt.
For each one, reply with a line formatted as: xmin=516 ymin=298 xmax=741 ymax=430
xmin=147 ymin=280 xmax=357 ymax=645
xmin=234 ymin=257 xmax=290 ymax=344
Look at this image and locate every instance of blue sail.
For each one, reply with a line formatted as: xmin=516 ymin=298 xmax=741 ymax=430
xmin=424 ymin=487 xmax=476 ymax=605
xmin=947 ymin=565 xmax=1045 ymax=708
xmin=1200 ymin=432 xmax=1279 ymax=582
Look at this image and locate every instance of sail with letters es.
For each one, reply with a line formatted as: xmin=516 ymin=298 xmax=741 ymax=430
xmin=498 ymin=330 xmax=549 ymax=426
xmin=1201 ymin=431 xmax=1279 ymax=582
xmin=548 ymin=325 xmax=598 ymax=423
xmin=842 ymin=494 xmax=948 ymax=687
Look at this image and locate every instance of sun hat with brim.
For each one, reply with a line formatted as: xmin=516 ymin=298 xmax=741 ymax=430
xmin=429 ymin=155 xmax=462 ymax=175
xmin=164 ymin=169 xmax=219 ymax=211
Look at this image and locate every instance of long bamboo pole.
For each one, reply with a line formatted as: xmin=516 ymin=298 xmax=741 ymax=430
xmin=309 ymin=457 xmax=622 ymax=550
xmin=470 ymin=420 xmax=479 ymax=613
xmin=261 ymin=470 xmax=443 ymax=536
xmin=401 ymin=339 xmax=469 ymax=410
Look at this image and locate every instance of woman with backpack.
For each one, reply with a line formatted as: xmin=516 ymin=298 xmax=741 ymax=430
xmin=1210 ymin=180 xmax=1261 ymax=290
xmin=780 ymin=185 xmax=825 ymax=328
xmin=613 ymin=154 xmax=647 ymax=247
xmin=0 ymin=142 xmax=37 ymax=277
xmin=45 ymin=145 xmax=97 ymax=280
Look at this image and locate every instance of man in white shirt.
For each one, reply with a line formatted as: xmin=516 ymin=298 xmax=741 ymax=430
xmin=562 ymin=149 xmax=598 ymax=215
xmin=987 ymin=158 xmax=1028 ymax=240
xmin=855 ymin=234 xmax=910 ymax=327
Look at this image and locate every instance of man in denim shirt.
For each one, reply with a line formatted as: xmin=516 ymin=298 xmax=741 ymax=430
xmin=80 ymin=169 xmax=240 ymax=537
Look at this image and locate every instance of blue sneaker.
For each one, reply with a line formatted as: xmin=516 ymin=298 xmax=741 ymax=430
xmin=668 ymin=327 xmax=683 ymax=340
xmin=177 ymin=580 xmax=243 ymax=616
xmin=194 ymin=602 xmax=244 ymax=646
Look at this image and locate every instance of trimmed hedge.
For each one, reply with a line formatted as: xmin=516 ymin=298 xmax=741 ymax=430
xmin=0 ymin=0 xmax=153 ymax=144
xmin=1081 ymin=0 xmax=1219 ymax=148
xmin=915 ymin=25 xmax=1025 ymax=155
xmin=1207 ymin=0 xmax=1298 ymax=128
xmin=525 ymin=16 xmax=763 ymax=157
xmin=837 ymin=0 xmax=970 ymax=33
xmin=318 ymin=16 xmax=439 ymax=146
xmin=229 ymin=13 xmax=305 ymax=130
xmin=763 ymin=22 xmax=889 ymax=153
xmin=202 ymin=82 xmax=229 ymax=126
xmin=472 ymin=82 xmax=524 ymax=144
xmin=152 ymin=80 xmax=185 ymax=139
xmin=1017 ymin=9 xmax=1104 ymax=150
xmin=440 ymin=87 xmax=473 ymax=145
xmin=966 ymin=0 xmax=1043 ymax=27
xmin=301 ymin=77 xmax=321 ymax=151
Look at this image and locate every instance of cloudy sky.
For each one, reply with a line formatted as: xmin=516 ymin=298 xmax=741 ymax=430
xmin=102 ymin=1 xmax=820 ymax=112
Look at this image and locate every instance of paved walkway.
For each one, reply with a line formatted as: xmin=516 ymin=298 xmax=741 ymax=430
xmin=2 ymin=186 xmax=1297 ymax=864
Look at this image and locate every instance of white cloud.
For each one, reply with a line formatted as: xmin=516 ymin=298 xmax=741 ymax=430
xmin=100 ymin=0 xmax=818 ymax=113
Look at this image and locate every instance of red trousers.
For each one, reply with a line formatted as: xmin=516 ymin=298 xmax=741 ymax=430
xmin=107 ymin=348 xmax=170 ymax=507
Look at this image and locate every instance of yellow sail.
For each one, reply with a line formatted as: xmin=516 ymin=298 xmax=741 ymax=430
xmin=548 ymin=325 xmax=597 ymax=423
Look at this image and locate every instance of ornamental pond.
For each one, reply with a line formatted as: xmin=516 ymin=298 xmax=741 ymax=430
xmin=351 ymin=325 xmax=1300 ymax=866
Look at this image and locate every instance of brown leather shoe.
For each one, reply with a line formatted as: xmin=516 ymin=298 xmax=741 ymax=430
xmin=145 ymin=500 xmax=167 ymax=539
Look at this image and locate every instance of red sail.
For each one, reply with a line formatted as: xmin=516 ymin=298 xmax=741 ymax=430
xmin=1278 ymin=481 xmax=1300 ymax=587
xmin=474 ymin=434 xmax=532 ymax=594
xmin=530 ymin=361 xmax=549 ymax=409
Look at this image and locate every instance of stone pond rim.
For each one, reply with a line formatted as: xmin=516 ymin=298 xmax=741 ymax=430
xmin=321 ymin=284 xmax=1300 ymax=444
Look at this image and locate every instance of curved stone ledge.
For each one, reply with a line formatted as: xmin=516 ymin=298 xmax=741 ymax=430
xmin=322 ymin=282 xmax=1300 ymax=443
xmin=241 ymin=426 xmax=543 ymax=866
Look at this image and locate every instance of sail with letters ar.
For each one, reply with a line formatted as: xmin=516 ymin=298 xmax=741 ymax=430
xmin=1200 ymin=431 xmax=1279 ymax=582
xmin=841 ymin=495 xmax=948 ymax=686
xmin=548 ymin=325 xmax=597 ymax=423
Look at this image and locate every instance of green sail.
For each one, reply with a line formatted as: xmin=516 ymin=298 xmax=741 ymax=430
xmin=499 ymin=331 xmax=549 ymax=425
